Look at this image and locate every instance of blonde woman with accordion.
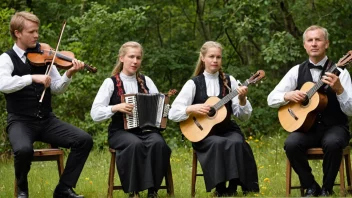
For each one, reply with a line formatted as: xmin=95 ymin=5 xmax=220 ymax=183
xmin=91 ymin=41 xmax=171 ymax=198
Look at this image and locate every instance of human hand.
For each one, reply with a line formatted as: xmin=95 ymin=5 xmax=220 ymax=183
xmin=186 ymin=104 xmax=211 ymax=115
xmin=237 ymin=86 xmax=248 ymax=105
xmin=32 ymin=74 xmax=51 ymax=88
xmin=321 ymin=72 xmax=344 ymax=95
xmin=66 ymin=59 xmax=85 ymax=78
xmin=284 ymin=90 xmax=307 ymax=103
xmin=112 ymin=103 xmax=135 ymax=115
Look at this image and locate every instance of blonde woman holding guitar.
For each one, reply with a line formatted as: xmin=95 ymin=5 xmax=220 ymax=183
xmin=267 ymin=25 xmax=352 ymax=196
xmin=168 ymin=41 xmax=259 ymax=196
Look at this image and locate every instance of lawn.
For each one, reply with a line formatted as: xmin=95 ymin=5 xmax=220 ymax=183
xmin=0 ymin=134 xmax=343 ymax=197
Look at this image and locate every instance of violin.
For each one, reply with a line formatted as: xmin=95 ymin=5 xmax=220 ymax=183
xmin=26 ymin=43 xmax=97 ymax=73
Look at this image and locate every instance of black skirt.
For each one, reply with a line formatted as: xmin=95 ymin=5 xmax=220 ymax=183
xmin=108 ymin=129 xmax=171 ymax=193
xmin=193 ymin=130 xmax=259 ymax=192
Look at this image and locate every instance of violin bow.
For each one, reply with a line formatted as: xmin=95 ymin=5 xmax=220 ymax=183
xmin=39 ymin=21 xmax=66 ymax=103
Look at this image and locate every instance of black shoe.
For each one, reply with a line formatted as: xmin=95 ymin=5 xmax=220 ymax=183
xmin=147 ymin=192 xmax=158 ymax=198
xmin=53 ymin=186 xmax=84 ymax=198
xmin=128 ymin=192 xmax=139 ymax=198
xmin=17 ymin=190 xmax=29 ymax=198
xmin=320 ymin=188 xmax=333 ymax=197
xmin=226 ymin=188 xmax=237 ymax=196
xmin=304 ymin=182 xmax=321 ymax=197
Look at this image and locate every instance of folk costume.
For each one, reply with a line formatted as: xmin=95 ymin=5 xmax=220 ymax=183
xmin=169 ymin=71 xmax=259 ymax=193
xmin=0 ymin=43 xmax=93 ymax=193
xmin=268 ymin=56 xmax=352 ymax=192
xmin=91 ymin=72 xmax=171 ymax=193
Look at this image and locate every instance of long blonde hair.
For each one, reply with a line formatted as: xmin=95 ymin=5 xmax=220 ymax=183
xmin=193 ymin=41 xmax=230 ymax=93
xmin=10 ymin=11 xmax=40 ymax=40
xmin=111 ymin=41 xmax=148 ymax=93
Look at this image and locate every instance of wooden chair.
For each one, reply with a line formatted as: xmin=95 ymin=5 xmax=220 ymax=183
xmin=191 ymin=149 xmax=204 ymax=197
xmin=107 ymin=148 xmax=174 ymax=198
xmin=286 ymin=146 xmax=352 ymax=197
xmin=14 ymin=144 xmax=65 ymax=197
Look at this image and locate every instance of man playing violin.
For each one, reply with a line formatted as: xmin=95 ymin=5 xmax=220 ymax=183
xmin=267 ymin=25 xmax=352 ymax=196
xmin=0 ymin=11 xmax=92 ymax=198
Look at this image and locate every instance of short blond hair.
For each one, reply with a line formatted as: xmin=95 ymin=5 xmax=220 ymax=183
xmin=10 ymin=11 xmax=40 ymax=40
xmin=303 ymin=25 xmax=329 ymax=42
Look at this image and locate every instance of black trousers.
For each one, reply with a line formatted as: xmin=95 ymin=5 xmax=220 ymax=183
xmin=284 ymin=123 xmax=350 ymax=190
xmin=7 ymin=113 xmax=93 ymax=191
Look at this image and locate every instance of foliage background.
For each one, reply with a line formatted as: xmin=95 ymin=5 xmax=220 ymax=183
xmin=1 ymin=0 xmax=352 ymax=155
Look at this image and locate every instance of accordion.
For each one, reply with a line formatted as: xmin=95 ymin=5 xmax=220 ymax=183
xmin=121 ymin=93 xmax=171 ymax=131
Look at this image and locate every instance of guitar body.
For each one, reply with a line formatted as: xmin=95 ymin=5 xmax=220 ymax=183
xmin=180 ymin=96 xmax=227 ymax=142
xmin=278 ymin=82 xmax=328 ymax=132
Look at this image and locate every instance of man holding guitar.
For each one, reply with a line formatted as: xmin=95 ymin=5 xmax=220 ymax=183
xmin=268 ymin=25 xmax=352 ymax=196
xmin=169 ymin=41 xmax=259 ymax=196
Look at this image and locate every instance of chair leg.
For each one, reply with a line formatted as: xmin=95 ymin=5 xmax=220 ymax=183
xmin=14 ymin=178 xmax=18 ymax=197
xmin=340 ymin=157 xmax=346 ymax=196
xmin=57 ymin=154 xmax=64 ymax=176
xmin=286 ymin=159 xmax=291 ymax=197
xmin=107 ymin=152 xmax=116 ymax=198
xmin=345 ymin=152 xmax=352 ymax=193
xmin=165 ymin=162 xmax=174 ymax=197
xmin=191 ymin=151 xmax=197 ymax=198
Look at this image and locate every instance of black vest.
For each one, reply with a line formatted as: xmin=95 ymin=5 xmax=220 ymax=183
xmin=108 ymin=74 xmax=149 ymax=132
xmin=4 ymin=49 xmax=52 ymax=118
xmin=191 ymin=74 xmax=240 ymax=134
xmin=297 ymin=60 xmax=348 ymax=126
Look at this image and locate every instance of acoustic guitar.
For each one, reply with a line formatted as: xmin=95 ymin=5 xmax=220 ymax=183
xmin=278 ymin=51 xmax=352 ymax=132
xmin=180 ymin=70 xmax=265 ymax=142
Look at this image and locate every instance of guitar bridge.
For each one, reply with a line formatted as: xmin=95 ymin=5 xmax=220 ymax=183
xmin=288 ymin=108 xmax=298 ymax=120
xmin=192 ymin=117 xmax=203 ymax=130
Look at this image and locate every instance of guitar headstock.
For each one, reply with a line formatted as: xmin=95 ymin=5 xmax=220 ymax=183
xmin=337 ymin=51 xmax=352 ymax=68
xmin=247 ymin=70 xmax=265 ymax=85
xmin=166 ymin=89 xmax=177 ymax=97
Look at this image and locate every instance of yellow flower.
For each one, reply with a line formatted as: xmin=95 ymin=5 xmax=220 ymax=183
xmin=85 ymin=177 xmax=89 ymax=180
xmin=264 ymin=178 xmax=270 ymax=183
xmin=89 ymin=181 xmax=93 ymax=184
xmin=255 ymin=139 xmax=259 ymax=142
xmin=249 ymin=136 xmax=253 ymax=140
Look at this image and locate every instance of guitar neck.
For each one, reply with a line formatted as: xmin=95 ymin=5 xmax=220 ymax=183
xmin=306 ymin=64 xmax=338 ymax=98
xmin=213 ymin=80 xmax=249 ymax=110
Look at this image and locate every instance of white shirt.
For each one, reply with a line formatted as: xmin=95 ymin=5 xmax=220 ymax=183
xmin=168 ymin=71 xmax=252 ymax=122
xmin=90 ymin=72 xmax=159 ymax=122
xmin=0 ymin=44 xmax=72 ymax=94
xmin=267 ymin=56 xmax=352 ymax=116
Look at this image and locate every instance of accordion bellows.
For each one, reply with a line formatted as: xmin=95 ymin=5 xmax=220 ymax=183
xmin=121 ymin=93 xmax=171 ymax=131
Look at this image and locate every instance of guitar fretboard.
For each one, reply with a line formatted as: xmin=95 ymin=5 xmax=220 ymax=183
xmin=306 ymin=64 xmax=339 ymax=99
xmin=213 ymin=80 xmax=250 ymax=110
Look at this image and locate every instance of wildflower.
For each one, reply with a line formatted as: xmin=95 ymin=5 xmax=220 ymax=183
xmin=89 ymin=181 xmax=93 ymax=184
xmin=264 ymin=178 xmax=270 ymax=183
xmin=85 ymin=177 xmax=89 ymax=180
xmin=249 ymin=136 xmax=253 ymax=140
xmin=255 ymin=139 xmax=259 ymax=142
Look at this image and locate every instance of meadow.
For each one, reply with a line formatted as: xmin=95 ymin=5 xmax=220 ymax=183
xmin=0 ymin=134 xmax=344 ymax=197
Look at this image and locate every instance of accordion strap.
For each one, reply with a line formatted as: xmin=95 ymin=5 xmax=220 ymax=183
xmin=114 ymin=73 xmax=124 ymax=97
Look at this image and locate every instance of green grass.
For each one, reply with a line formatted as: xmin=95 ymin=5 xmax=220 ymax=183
xmin=0 ymin=134 xmax=347 ymax=197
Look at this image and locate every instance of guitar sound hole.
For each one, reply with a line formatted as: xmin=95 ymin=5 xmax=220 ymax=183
xmin=301 ymin=95 xmax=309 ymax=106
xmin=207 ymin=107 xmax=216 ymax=117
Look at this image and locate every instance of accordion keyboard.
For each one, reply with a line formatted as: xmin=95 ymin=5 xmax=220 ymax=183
xmin=124 ymin=95 xmax=139 ymax=129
